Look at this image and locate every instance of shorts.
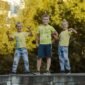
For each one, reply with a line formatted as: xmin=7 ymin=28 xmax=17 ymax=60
xmin=38 ymin=44 xmax=52 ymax=58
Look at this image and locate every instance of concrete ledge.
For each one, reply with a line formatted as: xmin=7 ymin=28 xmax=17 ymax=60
xmin=0 ymin=73 xmax=85 ymax=85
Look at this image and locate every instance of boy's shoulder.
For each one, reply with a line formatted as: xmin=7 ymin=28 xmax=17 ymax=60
xmin=38 ymin=24 xmax=43 ymax=28
xmin=14 ymin=32 xmax=25 ymax=34
xmin=48 ymin=25 xmax=54 ymax=28
xmin=60 ymin=29 xmax=72 ymax=36
xmin=38 ymin=24 xmax=53 ymax=27
xmin=37 ymin=24 xmax=44 ymax=29
xmin=38 ymin=24 xmax=54 ymax=31
xmin=61 ymin=29 xmax=68 ymax=32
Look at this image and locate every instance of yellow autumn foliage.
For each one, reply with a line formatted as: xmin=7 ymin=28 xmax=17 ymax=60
xmin=0 ymin=0 xmax=85 ymax=55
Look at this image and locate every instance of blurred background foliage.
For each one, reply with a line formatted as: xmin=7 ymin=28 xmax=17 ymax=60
xmin=0 ymin=0 xmax=85 ymax=74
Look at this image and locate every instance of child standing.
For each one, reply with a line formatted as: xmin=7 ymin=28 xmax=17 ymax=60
xmin=58 ymin=19 xmax=77 ymax=73
xmin=7 ymin=22 xmax=32 ymax=74
xmin=36 ymin=13 xmax=58 ymax=74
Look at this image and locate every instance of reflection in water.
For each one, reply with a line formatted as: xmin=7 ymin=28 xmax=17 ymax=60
xmin=7 ymin=76 xmax=20 ymax=85
xmin=0 ymin=74 xmax=84 ymax=85
xmin=6 ymin=75 xmax=75 ymax=85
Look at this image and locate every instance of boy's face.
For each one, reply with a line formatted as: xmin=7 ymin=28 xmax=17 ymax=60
xmin=61 ymin=19 xmax=69 ymax=30
xmin=16 ymin=23 xmax=22 ymax=32
xmin=42 ymin=16 xmax=49 ymax=25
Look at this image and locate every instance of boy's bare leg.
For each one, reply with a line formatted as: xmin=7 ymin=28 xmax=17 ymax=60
xmin=46 ymin=57 xmax=51 ymax=71
xmin=37 ymin=58 xmax=42 ymax=72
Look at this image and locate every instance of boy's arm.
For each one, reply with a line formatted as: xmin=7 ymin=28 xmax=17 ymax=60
xmin=52 ymin=31 xmax=59 ymax=40
xmin=27 ymin=26 xmax=33 ymax=36
xmin=36 ymin=33 xmax=40 ymax=47
xmin=6 ymin=31 xmax=14 ymax=41
xmin=51 ymin=31 xmax=59 ymax=44
xmin=68 ymin=28 xmax=77 ymax=34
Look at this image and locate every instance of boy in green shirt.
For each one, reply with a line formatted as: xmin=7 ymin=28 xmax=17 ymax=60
xmin=58 ymin=19 xmax=77 ymax=73
xmin=7 ymin=22 xmax=32 ymax=74
xmin=36 ymin=13 xmax=58 ymax=74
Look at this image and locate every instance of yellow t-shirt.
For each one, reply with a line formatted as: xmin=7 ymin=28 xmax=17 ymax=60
xmin=59 ymin=30 xmax=72 ymax=46
xmin=12 ymin=32 xmax=29 ymax=48
xmin=37 ymin=25 xmax=56 ymax=44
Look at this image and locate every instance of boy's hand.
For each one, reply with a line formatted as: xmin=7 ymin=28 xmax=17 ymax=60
xmin=69 ymin=28 xmax=77 ymax=34
xmin=27 ymin=26 xmax=33 ymax=36
xmin=36 ymin=43 xmax=39 ymax=47
xmin=27 ymin=26 xmax=31 ymax=32
xmin=52 ymin=32 xmax=59 ymax=40
xmin=69 ymin=28 xmax=73 ymax=31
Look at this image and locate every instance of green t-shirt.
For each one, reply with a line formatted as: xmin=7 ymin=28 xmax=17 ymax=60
xmin=59 ymin=29 xmax=72 ymax=46
xmin=12 ymin=32 xmax=29 ymax=48
xmin=37 ymin=25 xmax=56 ymax=44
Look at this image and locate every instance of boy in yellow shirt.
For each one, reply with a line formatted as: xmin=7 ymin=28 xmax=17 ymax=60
xmin=7 ymin=22 xmax=32 ymax=74
xmin=58 ymin=19 xmax=77 ymax=73
xmin=36 ymin=13 xmax=58 ymax=74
